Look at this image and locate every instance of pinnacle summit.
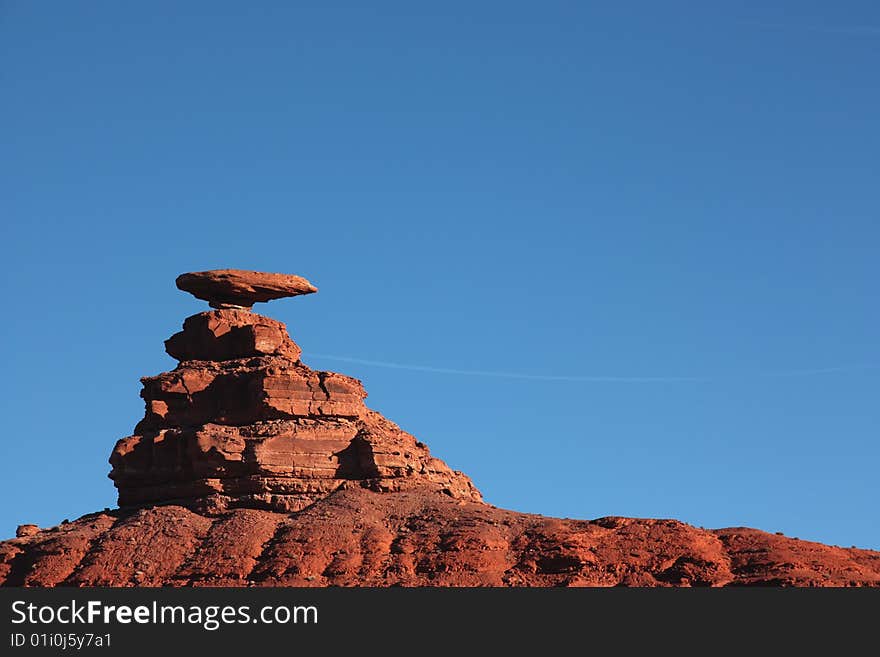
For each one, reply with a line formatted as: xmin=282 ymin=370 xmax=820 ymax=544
xmin=109 ymin=270 xmax=480 ymax=514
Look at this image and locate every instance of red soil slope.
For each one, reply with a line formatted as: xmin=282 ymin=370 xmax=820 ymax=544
xmin=3 ymin=489 xmax=878 ymax=587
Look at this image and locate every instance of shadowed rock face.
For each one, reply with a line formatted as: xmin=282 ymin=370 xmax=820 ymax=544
xmin=2 ymin=272 xmax=879 ymax=587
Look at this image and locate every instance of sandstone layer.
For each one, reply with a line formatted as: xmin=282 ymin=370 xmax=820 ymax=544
xmin=111 ymin=307 xmax=479 ymax=514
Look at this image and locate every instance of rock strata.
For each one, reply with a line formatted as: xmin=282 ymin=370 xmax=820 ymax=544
xmin=111 ymin=303 xmax=479 ymax=514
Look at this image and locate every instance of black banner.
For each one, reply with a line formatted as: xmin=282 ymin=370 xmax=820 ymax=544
xmin=1 ymin=587 xmax=875 ymax=652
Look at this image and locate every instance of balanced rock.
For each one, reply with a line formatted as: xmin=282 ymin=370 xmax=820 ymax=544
xmin=176 ymin=269 xmax=318 ymax=310
xmin=110 ymin=280 xmax=479 ymax=514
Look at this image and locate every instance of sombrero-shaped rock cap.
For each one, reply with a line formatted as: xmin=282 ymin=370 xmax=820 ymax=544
xmin=176 ymin=269 xmax=318 ymax=309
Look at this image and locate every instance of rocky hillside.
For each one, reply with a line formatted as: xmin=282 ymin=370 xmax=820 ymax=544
xmin=2 ymin=270 xmax=878 ymax=587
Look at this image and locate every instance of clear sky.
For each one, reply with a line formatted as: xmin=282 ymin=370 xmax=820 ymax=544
xmin=2 ymin=2 xmax=878 ymax=549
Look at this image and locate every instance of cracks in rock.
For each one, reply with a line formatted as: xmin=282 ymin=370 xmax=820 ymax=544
xmin=315 ymin=371 xmax=331 ymax=400
xmin=177 ymin=374 xmax=194 ymax=404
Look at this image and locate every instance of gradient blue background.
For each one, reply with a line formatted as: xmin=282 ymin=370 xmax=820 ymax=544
xmin=2 ymin=2 xmax=878 ymax=548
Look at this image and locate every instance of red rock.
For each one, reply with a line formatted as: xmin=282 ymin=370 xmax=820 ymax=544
xmin=2 ymin=492 xmax=879 ymax=587
xmin=176 ymin=269 xmax=317 ymax=309
xmin=111 ymin=306 xmax=478 ymax=514
xmin=2 ymin=271 xmax=878 ymax=587
xmin=164 ymin=310 xmax=301 ymax=361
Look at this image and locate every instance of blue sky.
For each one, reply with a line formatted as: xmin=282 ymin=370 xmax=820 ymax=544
xmin=2 ymin=2 xmax=878 ymax=548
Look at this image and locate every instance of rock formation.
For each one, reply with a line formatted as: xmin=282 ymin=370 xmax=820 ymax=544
xmin=175 ymin=269 xmax=318 ymax=310
xmin=112 ymin=270 xmax=479 ymax=514
xmin=1 ymin=270 xmax=879 ymax=587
